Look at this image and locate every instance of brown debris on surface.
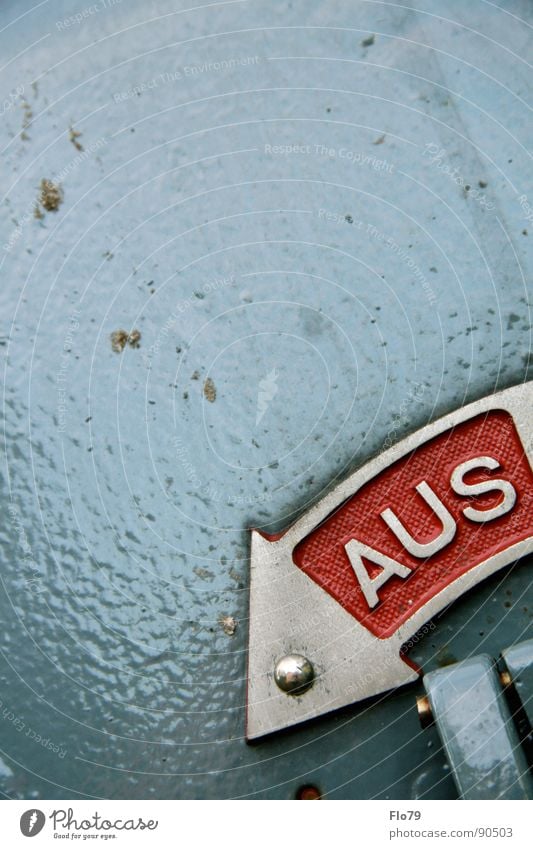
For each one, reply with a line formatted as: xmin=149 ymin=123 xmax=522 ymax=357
xmin=203 ymin=377 xmax=216 ymax=402
xmin=110 ymin=330 xmax=128 ymax=353
xmin=193 ymin=565 xmax=214 ymax=581
xmin=110 ymin=329 xmax=141 ymax=353
xmin=128 ymin=329 xmax=141 ymax=348
xmin=219 ymin=615 xmax=237 ymax=636
xmin=38 ymin=179 xmax=63 ymax=212
xmin=69 ymin=126 xmax=83 ymax=151
xmin=21 ymin=100 xmax=33 ymax=140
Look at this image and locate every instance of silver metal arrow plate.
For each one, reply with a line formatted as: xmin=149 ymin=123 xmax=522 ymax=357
xmin=246 ymin=382 xmax=533 ymax=740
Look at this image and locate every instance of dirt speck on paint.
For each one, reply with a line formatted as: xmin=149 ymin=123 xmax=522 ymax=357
xmin=228 ymin=567 xmax=243 ymax=585
xmin=193 ymin=565 xmax=214 ymax=581
xmin=38 ymin=179 xmax=63 ymax=212
xmin=69 ymin=126 xmax=83 ymax=151
xmin=219 ymin=615 xmax=237 ymax=636
xmin=21 ymin=100 xmax=33 ymax=139
xmin=110 ymin=330 xmax=128 ymax=353
xmin=110 ymin=328 xmax=142 ymax=353
xmin=128 ymin=329 xmax=141 ymax=348
xmin=203 ymin=377 xmax=216 ymax=402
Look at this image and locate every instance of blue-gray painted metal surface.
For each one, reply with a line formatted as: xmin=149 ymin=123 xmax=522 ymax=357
xmin=424 ymin=655 xmax=532 ymax=800
xmin=0 ymin=0 xmax=531 ymax=799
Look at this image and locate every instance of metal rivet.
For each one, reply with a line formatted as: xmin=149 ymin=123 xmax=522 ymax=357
xmin=416 ymin=694 xmax=434 ymax=728
xmin=274 ymin=654 xmax=315 ymax=695
xmin=500 ymin=670 xmax=512 ymax=688
xmin=296 ymin=784 xmax=321 ymax=800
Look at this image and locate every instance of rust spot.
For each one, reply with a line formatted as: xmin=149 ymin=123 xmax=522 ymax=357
xmin=203 ymin=377 xmax=216 ymax=402
xmin=296 ymin=785 xmax=321 ymax=800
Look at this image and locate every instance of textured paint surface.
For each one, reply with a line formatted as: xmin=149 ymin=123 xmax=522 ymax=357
xmin=0 ymin=0 xmax=531 ymax=799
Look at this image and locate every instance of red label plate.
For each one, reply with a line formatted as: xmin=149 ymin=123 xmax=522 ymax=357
xmin=293 ymin=411 xmax=533 ymax=638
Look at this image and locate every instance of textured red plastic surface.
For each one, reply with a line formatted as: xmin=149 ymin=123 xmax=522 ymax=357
xmin=293 ymin=411 xmax=533 ymax=638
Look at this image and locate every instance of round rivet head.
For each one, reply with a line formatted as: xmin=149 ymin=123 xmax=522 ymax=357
xmin=274 ymin=654 xmax=315 ymax=695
